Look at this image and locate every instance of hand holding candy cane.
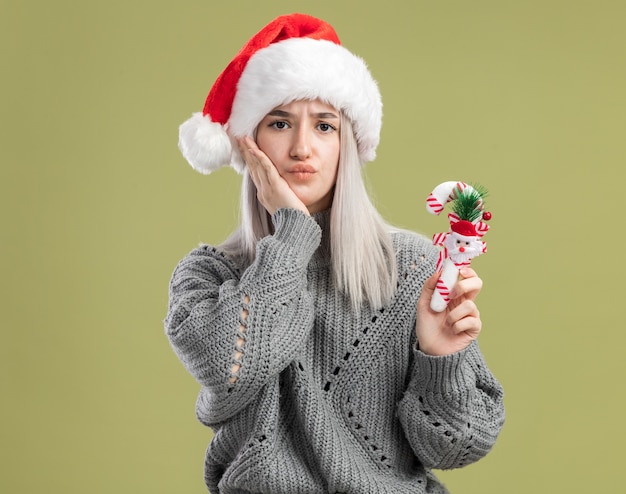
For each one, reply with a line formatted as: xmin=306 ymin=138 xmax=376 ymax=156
xmin=416 ymin=266 xmax=483 ymax=356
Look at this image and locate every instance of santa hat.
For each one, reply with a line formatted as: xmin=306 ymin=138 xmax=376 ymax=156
xmin=451 ymin=220 xmax=478 ymax=238
xmin=178 ymin=13 xmax=382 ymax=174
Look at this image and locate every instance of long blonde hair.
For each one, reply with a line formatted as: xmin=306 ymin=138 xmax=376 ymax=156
xmin=220 ymin=113 xmax=397 ymax=309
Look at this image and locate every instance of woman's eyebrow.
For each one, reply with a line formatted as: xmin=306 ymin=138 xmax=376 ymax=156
xmin=268 ymin=110 xmax=291 ymax=117
xmin=312 ymin=112 xmax=339 ymax=119
xmin=267 ymin=110 xmax=339 ymax=119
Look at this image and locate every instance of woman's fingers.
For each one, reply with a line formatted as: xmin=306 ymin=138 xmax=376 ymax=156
xmin=239 ymin=136 xmax=263 ymax=181
xmin=238 ymin=136 xmax=275 ymax=194
xmin=446 ymin=299 xmax=481 ymax=335
xmin=450 ymin=268 xmax=483 ymax=301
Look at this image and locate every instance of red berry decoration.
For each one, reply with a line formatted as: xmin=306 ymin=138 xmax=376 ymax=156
xmin=482 ymin=211 xmax=492 ymax=221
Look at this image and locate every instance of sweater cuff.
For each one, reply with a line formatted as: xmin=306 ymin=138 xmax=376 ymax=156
xmin=411 ymin=341 xmax=475 ymax=396
xmin=270 ymin=208 xmax=322 ymax=260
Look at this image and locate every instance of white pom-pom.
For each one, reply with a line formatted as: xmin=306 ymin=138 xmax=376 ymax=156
xmin=178 ymin=113 xmax=232 ymax=174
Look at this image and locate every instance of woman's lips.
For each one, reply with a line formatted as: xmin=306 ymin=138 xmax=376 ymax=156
xmin=288 ymin=165 xmax=316 ymax=180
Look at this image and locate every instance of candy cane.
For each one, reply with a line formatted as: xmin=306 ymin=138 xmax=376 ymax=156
xmin=425 ymin=181 xmax=485 ymax=312
xmin=431 ymin=258 xmax=458 ymax=312
xmin=425 ymin=181 xmax=481 ymax=216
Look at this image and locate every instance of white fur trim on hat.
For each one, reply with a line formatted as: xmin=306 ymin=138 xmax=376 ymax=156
xmin=229 ymin=37 xmax=382 ymax=163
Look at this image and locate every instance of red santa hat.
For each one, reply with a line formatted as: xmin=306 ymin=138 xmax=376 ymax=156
xmin=451 ymin=220 xmax=478 ymax=238
xmin=178 ymin=13 xmax=382 ymax=174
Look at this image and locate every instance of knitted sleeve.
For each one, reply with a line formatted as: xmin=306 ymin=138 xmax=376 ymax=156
xmin=164 ymin=208 xmax=320 ymax=425
xmin=397 ymin=340 xmax=505 ymax=470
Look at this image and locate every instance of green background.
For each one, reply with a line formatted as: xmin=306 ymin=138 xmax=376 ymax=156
xmin=2 ymin=0 xmax=624 ymax=492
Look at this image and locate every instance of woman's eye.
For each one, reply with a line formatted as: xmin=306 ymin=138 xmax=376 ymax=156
xmin=270 ymin=121 xmax=288 ymax=129
xmin=317 ymin=122 xmax=335 ymax=133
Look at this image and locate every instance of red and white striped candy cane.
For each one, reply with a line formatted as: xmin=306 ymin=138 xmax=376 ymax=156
xmin=425 ymin=181 xmax=482 ymax=312
xmin=431 ymin=258 xmax=458 ymax=312
xmin=425 ymin=181 xmax=481 ymax=216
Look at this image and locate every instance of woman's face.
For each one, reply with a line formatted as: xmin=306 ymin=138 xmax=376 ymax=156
xmin=255 ymin=99 xmax=341 ymax=214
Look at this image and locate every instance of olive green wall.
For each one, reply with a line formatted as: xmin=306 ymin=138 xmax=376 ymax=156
xmin=2 ymin=1 xmax=624 ymax=492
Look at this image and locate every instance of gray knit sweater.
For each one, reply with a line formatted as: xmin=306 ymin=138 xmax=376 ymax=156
xmin=165 ymin=208 xmax=505 ymax=494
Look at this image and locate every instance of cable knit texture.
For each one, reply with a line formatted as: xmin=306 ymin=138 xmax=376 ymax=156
xmin=165 ymin=208 xmax=505 ymax=493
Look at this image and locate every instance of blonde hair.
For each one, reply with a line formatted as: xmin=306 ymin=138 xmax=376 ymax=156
xmin=220 ymin=113 xmax=397 ymax=309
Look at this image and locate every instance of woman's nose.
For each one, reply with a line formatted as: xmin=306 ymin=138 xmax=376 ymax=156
xmin=290 ymin=129 xmax=312 ymax=160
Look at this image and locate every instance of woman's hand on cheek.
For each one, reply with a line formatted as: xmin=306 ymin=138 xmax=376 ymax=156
xmin=238 ymin=136 xmax=309 ymax=216
xmin=415 ymin=268 xmax=483 ymax=356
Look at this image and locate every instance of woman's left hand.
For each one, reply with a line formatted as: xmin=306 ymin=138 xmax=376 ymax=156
xmin=416 ymin=268 xmax=483 ymax=356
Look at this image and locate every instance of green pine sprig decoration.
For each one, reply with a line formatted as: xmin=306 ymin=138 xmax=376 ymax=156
xmin=451 ymin=183 xmax=489 ymax=222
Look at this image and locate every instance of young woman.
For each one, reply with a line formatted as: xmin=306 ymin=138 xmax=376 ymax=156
xmin=166 ymin=13 xmax=504 ymax=494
